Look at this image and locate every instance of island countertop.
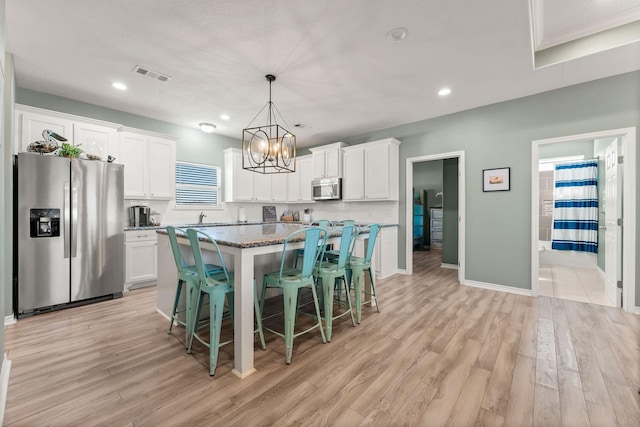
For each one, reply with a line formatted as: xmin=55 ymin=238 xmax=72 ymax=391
xmin=156 ymin=222 xmax=397 ymax=248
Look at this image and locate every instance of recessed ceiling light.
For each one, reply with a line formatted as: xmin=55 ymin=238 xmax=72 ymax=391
xmin=438 ymin=87 xmax=452 ymax=96
xmin=199 ymin=122 xmax=216 ymax=133
xmin=220 ymin=114 xmax=230 ymax=121
xmin=112 ymin=82 xmax=127 ymax=91
xmin=386 ymin=27 xmax=409 ymax=42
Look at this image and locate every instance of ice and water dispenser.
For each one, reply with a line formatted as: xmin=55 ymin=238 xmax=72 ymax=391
xmin=30 ymin=209 xmax=61 ymax=238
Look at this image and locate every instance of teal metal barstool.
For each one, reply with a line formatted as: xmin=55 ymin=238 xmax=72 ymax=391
xmin=293 ymin=220 xmax=329 ymax=268
xmin=348 ymin=224 xmax=381 ymax=323
xmin=186 ymin=228 xmax=266 ymax=376
xmin=166 ymin=226 xmax=224 ymax=346
xmin=313 ymin=224 xmax=357 ymax=341
xmin=262 ymin=227 xmax=328 ymax=364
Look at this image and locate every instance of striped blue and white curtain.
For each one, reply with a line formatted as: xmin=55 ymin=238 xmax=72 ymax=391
xmin=551 ymin=159 xmax=598 ymax=253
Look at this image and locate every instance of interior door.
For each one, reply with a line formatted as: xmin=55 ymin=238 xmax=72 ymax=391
xmin=605 ymin=138 xmax=622 ymax=306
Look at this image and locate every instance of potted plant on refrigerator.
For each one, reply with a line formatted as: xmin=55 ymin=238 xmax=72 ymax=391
xmin=57 ymin=143 xmax=83 ymax=158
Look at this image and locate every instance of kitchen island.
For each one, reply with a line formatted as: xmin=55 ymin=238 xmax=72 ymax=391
xmin=155 ymin=222 xmax=394 ymax=378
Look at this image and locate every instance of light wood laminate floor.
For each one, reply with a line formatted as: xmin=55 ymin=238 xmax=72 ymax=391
xmin=5 ymin=251 xmax=639 ymax=426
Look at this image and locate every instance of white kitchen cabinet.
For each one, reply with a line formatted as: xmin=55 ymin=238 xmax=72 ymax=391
xmin=125 ymin=230 xmax=158 ymax=288
xmin=342 ymin=147 xmax=365 ymax=201
xmin=73 ymin=121 xmax=120 ymax=163
xmin=287 ymin=155 xmax=314 ymax=203
xmin=271 ymin=172 xmax=289 ymax=202
xmin=17 ymin=109 xmax=74 ymax=153
xmin=224 ymin=148 xmax=273 ymax=202
xmin=120 ymin=130 xmax=176 ymax=200
xmin=16 ymin=106 xmax=119 ymax=162
xmin=342 ymin=138 xmax=400 ymax=201
xmin=310 ymin=142 xmax=347 ymax=178
xmin=374 ymin=226 xmax=398 ymax=279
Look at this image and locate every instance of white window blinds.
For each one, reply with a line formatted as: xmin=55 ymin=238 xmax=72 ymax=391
xmin=175 ymin=161 xmax=220 ymax=206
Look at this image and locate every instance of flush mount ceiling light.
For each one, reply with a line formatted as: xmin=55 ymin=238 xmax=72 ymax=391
xmin=438 ymin=87 xmax=452 ymax=96
xmin=242 ymin=74 xmax=296 ymax=174
xmin=220 ymin=114 xmax=230 ymax=121
xmin=112 ymin=82 xmax=127 ymax=90
xmin=386 ymin=27 xmax=409 ymax=42
xmin=199 ymin=122 xmax=216 ymax=133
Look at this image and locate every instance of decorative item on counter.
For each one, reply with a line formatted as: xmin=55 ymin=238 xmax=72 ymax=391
xmin=292 ymin=210 xmax=300 ymax=221
xmin=149 ymin=210 xmax=162 ymax=226
xmin=238 ymin=206 xmax=246 ymax=222
xmin=107 ymin=155 xmax=116 ymax=163
xmin=26 ymin=129 xmax=68 ymax=154
xmin=57 ymin=142 xmax=83 ymax=158
xmin=303 ymin=208 xmax=312 ymax=224
xmin=281 ymin=210 xmax=294 ymax=222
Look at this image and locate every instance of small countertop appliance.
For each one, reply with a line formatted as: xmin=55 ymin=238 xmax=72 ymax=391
xmin=129 ymin=205 xmax=151 ymax=227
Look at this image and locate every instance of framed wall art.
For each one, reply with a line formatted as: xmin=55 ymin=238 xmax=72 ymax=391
xmin=483 ymin=167 xmax=510 ymax=192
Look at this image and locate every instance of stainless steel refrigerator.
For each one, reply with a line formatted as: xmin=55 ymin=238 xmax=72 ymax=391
xmin=14 ymin=152 xmax=124 ymax=317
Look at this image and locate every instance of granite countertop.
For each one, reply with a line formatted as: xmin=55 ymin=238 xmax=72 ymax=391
xmin=155 ymin=222 xmax=397 ymax=249
xmin=127 ymin=220 xmax=398 ymax=232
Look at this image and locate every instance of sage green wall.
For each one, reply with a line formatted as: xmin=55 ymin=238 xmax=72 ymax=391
xmin=340 ymin=71 xmax=640 ymax=304
xmin=442 ymin=158 xmax=459 ymax=265
xmin=413 ymin=160 xmax=443 ymax=206
xmin=15 ymin=88 xmax=240 ymax=167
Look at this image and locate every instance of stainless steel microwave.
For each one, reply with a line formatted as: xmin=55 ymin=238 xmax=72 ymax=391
xmin=312 ymin=177 xmax=342 ymax=200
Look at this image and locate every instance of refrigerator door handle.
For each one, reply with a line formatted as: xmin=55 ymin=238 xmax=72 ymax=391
xmin=64 ymin=182 xmax=71 ymax=258
xmin=71 ymin=186 xmax=79 ymax=257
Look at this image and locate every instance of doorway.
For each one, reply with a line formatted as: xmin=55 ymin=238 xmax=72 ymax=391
xmin=405 ymin=151 xmax=465 ymax=282
xmin=531 ymin=128 xmax=636 ymax=313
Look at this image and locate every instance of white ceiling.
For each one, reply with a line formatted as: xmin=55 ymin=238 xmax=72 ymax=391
xmin=6 ymin=0 xmax=640 ymax=148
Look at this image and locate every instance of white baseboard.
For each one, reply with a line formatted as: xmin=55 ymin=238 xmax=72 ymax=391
xmin=463 ymin=280 xmax=533 ymax=296
xmin=634 ymin=306 xmax=640 ymax=315
xmin=4 ymin=315 xmax=16 ymax=326
xmin=441 ymin=263 xmax=459 ymax=270
xmin=397 ymin=269 xmax=408 ymax=275
xmin=0 ymin=353 xmax=12 ymax=426
xmin=155 ymin=307 xmax=172 ymax=322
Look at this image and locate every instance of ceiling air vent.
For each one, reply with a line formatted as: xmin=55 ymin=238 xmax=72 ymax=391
xmin=132 ymin=65 xmax=172 ymax=83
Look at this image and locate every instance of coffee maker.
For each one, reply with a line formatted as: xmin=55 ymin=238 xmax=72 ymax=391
xmin=128 ymin=206 xmax=151 ymax=227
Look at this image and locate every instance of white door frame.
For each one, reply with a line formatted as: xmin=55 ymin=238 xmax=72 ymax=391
xmin=531 ymin=127 xmax=636 ymax=313
xmin=405 ymin=151 xmax=465 ymax=283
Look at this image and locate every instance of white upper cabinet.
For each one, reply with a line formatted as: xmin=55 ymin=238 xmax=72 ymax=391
xmin=342 ymin=138 xmax=400 ymax=201
xmin=287 ymin=155 xmax=314 ymax=203
xmin=16 ymin=106 xmax=118 ymax=163
xmin=120 ymin=131 xmax=176 ymax=200
xmin=18 ymin=110 xmax=74 ymax=153
xmin=310 ymin=142 xmax=347 ymax=178
xmin=73 ymin=121 xmax=120 ymax=163
xmin=225 ymin=148 xmax=270 ymax=202
xmin=342 ymin=147 xmax=365 ymax=200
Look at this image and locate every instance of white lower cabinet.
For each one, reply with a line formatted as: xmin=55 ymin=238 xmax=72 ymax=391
xmin=125 ymin=230 xmax=158 ymax=289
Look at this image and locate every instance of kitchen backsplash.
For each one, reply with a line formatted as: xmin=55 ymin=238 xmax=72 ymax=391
xmin=124 ymin=200 xmax=398 ymax=227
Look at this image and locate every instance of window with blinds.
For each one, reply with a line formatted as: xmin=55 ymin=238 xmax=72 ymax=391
xmin=175 ymin=161 xmax=220 ymax=207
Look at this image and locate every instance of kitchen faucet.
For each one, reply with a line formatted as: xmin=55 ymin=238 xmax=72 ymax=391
xmin=198 ymin=211 xmax=207 ymax=224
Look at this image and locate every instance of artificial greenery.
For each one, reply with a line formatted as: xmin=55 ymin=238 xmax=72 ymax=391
xmin=57 ymin=143 xmax=83 ymax=158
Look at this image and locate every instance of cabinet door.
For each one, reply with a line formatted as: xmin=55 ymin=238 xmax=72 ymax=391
xmin=232 ymin=151 xmax=255 ymax=201
xmin=325 ymin=148 xmax=341 ymax=177
xmin=125 ymin=241 xmax=158 ymax=284
xmin=299 ymin=157 xmax=315 ymax=202
xmin=19 ymin=111 xmax=74 ymax=153
xmin=364 ymin=144 xmax=391 ymax=199
xmin=287 ymin=169 xmax=301 ymax=202
xmin=73 ymin=121 xmax=119 ymax=163
xmin=271 ymin=172 xmax=289 ymax=202
xmin=120 ymin=132 xmax=148 ymax=199
xmin=313 ymin=151 xmax=326 ymax=178
xmin=147 ymin=137 xmax=175 ymax=199
xmin=342 ymin=148 xmax=364 ymax=200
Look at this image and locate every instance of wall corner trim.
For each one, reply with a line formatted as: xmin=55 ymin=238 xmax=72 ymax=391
xmin=4 ymin=316 xmax=16 ymax=326
xmin=463 ymin=280 xmax=533 ymax=297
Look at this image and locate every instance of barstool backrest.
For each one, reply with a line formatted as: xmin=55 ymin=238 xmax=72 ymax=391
xmin=280 ymin=226 xmax=328 ymax=280
xmin=363 ymin=224 xmax=381 ymax=264
xmin=335 ymin=225 xmax=357 ymax=269
xmin=166 ymin=226 xmax=189 ymax=275
xmin=185 ymin=228 xmax=231 ymax=284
